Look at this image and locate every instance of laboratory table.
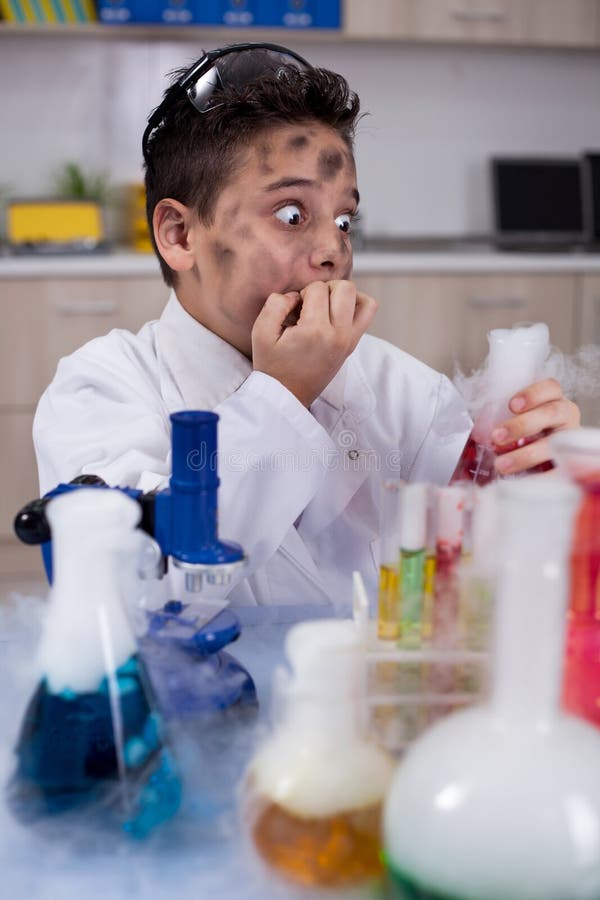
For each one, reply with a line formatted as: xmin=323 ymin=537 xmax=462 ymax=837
xmin=0 ymin=594 xmax=388 ymax=900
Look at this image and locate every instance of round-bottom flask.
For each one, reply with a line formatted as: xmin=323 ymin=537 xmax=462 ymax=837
xmin=245 ymin=619 xmax=395 ymax=889
xmin=383 ymin=478 xmax=600 ymax=900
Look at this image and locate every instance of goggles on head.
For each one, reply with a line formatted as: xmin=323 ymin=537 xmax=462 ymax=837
xmin=142 ymin=42 xmax=313 ymax=167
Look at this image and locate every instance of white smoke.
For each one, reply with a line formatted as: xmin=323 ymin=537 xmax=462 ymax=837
xmin=0 ymin=594 xmax=344 ymax=900
xmin=454 ymin=338 xmax=600 ymax=419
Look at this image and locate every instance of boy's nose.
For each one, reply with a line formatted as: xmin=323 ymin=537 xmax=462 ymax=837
xmin=309 ymin=228 xmax=350 ymax=276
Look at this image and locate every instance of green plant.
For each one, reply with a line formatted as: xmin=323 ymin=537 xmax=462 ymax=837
xmin=54 ymin=162 xmax=110 ymax=203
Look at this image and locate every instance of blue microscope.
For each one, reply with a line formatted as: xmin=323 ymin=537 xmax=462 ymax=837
xmin=14 ymin=411 xmax=257 ymax=718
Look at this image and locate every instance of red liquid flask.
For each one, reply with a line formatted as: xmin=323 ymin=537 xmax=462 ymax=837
xmin=451 ymin=433 xmax=554 ymax=486
xmin=562 ymin=473 xmax=600 ymax=727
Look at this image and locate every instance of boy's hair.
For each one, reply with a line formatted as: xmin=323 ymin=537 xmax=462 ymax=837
xmin=144 ymin=60 xmax=360 ymax=287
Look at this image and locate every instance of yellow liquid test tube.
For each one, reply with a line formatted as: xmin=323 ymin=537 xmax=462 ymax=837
xmin=378 ymin=564 xmax=400 ymax=639
xmin=421 ymin=552 xmax=436 ymax=641
xmin=378 ymin=481 xmax=404 ymax=640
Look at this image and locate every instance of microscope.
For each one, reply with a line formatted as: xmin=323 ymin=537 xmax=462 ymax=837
xmin=14 ymin=410 xmax=257 ymax=717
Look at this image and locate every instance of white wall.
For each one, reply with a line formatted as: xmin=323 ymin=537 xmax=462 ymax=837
xmin=2 ymin=35 xmax=600 ymax=236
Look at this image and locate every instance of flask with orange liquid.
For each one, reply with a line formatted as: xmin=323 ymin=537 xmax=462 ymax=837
xmin=244 ymin=619 xmax=394 ymax=889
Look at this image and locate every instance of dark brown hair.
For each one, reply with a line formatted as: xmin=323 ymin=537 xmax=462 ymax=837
xmin=144 ymin=63 xmax=360 ymax=287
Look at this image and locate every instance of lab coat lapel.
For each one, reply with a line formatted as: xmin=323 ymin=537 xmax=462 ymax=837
xmin=156 ymin=293 xmax=330 ymax=598
xmin=297 ymin=356 xmax=380 ymax=542
xmin=156 ymin=292 xmax=252 ymax=412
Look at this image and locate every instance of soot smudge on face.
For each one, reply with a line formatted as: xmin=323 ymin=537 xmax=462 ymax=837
xmin=287 ymin=133 xmax=309 ymax=151
xmin=211 ymin=240 xmax=236 ymax=277
xmin=318 ymin=148 xmax=344 ymax=182
xmin=256 ymin=141 xmax=274 ymax=175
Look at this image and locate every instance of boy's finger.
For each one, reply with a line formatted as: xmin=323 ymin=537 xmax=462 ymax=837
xmin=254 ymin=292 xmax=301 ymax=340
xmin=494 ymin=435 xmax=552 ymax=476
xmin=492 ymin=397 xmax=580 ymax=447
xmin=298 ymin=281 xmax=332 ymax=327
xmin=508 ymin=378 xmax=563 ymax=414
xmin=328 ymin=280 xmax=357 ymax=331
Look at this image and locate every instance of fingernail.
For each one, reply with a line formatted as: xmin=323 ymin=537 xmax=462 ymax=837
xmin=511 ymin=396 xmax=526 ymax=412
xmin=492 ymin=427 xmax=509 ymax=445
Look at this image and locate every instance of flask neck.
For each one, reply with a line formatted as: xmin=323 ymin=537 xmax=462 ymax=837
xmin=490 ymin=482 xmax=579 ymax=727
xmin=283 ymin=693 xmax=362 ymax=744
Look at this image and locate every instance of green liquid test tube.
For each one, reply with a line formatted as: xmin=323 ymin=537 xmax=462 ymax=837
xmin=398 ymin=483 xmax=428 ymax=650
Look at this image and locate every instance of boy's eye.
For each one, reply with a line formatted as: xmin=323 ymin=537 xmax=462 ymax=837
xmin=275 ymin=204 xmax=302 ymax=226
xmin=335 ymin=213 xmax=352 ymax=233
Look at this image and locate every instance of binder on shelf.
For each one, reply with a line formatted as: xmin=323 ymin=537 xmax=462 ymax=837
xmin=0 ymin=0 xmax=96 ymax=22
xmin=216 ymin=0 xmax=255 ymax=27
xmin=98 ymin=0 xmax=213 ymax=25
xmin=97 ymin=0 xmax=339 ymax=27
xmin=256 ymin=0 xmax=340 ymax=29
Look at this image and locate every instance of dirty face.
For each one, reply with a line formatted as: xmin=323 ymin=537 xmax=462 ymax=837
xmin=182 ymin=122 xmax=359 ymax=358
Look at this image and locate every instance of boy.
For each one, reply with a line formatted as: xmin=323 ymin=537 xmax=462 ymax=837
xmin=33 ymin=44 xmax=579 ymax=607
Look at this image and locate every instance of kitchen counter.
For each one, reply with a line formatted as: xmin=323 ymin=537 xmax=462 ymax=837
xmin=1 ymin=244 xmax=600 ymax=278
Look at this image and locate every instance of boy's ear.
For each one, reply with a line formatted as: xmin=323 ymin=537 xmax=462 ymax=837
xmin=153 ymin=199 xmax=198 ymax=273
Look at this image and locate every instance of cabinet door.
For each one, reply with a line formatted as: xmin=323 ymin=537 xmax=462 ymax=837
xmin=356 ymin=272 xmax=577 ymax=378
xmin=343 ymin=0 xmax=410 ymax=37
xmin=577 ymin=275 xmax=600 ymax=426
xmin=406 ymin=0 xmax=528 ymax=44
xmin=355 ymin=274 xmax=467 ymax=375
xmin=0 ymin=411 xmax=39 ymax=540
xmin=0 ymin=276 xmax=168 ymax=406
xmin=526 ymin=0 xmax=599 ymax=48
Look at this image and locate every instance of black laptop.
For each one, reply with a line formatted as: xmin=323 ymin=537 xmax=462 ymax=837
xmin=491 ymin=156 xmax=585 ymax=252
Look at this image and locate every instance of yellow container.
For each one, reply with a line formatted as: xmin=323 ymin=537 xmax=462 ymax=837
xmin=126 ymin=184 xmax=153 ymax=254
xmin=7 ymin=199 xmax=104 ymax=249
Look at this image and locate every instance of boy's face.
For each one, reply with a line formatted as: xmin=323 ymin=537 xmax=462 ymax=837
xmin=179 ymin=122 xmax=359 ymax=358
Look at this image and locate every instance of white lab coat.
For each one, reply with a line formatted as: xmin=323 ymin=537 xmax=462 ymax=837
xmin=33 ymin=292 xmax=471 ymax=610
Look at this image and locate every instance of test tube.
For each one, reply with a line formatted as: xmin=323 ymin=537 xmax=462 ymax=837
xmin=377 ymin=481 xmax=403 ymax=640
xmin=398 ymin=483 xmax=427 ymax=650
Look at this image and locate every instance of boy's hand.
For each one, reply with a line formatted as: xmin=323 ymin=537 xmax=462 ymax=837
xmin=252 ymin=280 xmax=378 ymax=408
xmin=490 ymin=378 xmax=580 ymax=476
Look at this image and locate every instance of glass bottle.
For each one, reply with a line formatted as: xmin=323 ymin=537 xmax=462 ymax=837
xmin=7 ymin=488 xmax=182 ymax=838
xmin=552 ymin=428 xmax=600 ymax=728
xmin=384 ymin=477 xmax=600 ymax=900
xmin=452 ymin=322 xmax=552 ymax=484
xmin=244 ymin=619 xmax=395 ymax=889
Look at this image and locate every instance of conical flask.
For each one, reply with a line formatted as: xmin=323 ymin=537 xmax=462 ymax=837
xmin=243 ymin=619 xmax=395 ymax=889
xmin=7 ymin=488 xmax=182 ymax=838
xmin=384 ymin=477 xmax=600 ymax=900
xmin=552 ymin=428 xmax=600 ymax=728
xmin=452 ymin=322 xmax=552 ymax=484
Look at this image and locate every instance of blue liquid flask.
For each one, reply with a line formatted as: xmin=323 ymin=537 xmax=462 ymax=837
xmin=7 ymin=489 xmax=182 ymax=838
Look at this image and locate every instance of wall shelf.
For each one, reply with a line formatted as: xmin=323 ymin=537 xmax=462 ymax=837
xmin=0 ymin=22 xmax=343 ymax=42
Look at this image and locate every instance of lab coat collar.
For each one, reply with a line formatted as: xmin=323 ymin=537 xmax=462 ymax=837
xmin=157 ymin=291 xmax=252 ymax=412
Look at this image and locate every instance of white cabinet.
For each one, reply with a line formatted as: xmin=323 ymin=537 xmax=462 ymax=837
xmin=0 ymin=275 xmax=168 ymax=574
xmin=355 ymin=272 xmax=578 ymax=377
xmin=527 ymin=0 xmax=599 ymax=48
xmin=344 ymin=0 xmax=411 ymax=38
xmin=343 ymin=0 xmax=600 ymax=47
xmin=407 ymin=0 xmax=528 ymax=45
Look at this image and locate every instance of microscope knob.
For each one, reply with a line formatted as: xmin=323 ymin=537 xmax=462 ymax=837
xmin=13 ymin=498 xmax=51 ymax=545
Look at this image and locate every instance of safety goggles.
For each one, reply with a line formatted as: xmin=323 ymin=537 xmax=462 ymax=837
xmin=142 ymin=42 xmax=313 ymax=167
